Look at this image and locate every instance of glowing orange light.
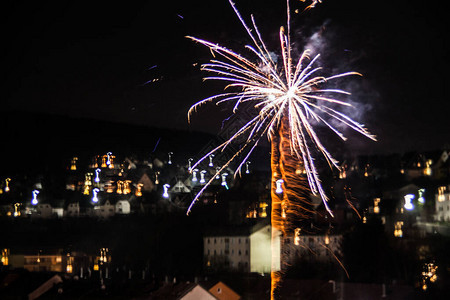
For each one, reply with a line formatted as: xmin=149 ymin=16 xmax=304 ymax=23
xmin=116 ymin=181 xmax=124 ymax=194
xmin=70 ymin=157 xmax=78 ymax=170
xmin=373 ymin=198 xmax=380 ymax=214
xmin=4 ymin=178 xmax=11 ymax=192
xmin=394 ymin=221 xmax=403 ymax=237
xmin=135 ymin=183 xmax=143 ymax=197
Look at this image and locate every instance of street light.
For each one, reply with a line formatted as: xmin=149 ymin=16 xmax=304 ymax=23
xmin=31 ymin=190 xmax=39 ymax=205
xmin=200 ymin=170 xmax=207 ymax=184
xmin=95 ymin=168 xmax=101 ymax=183
xmin=418 ymin=188 xmax=425 ymax=204
xmin=92 ymin=188 xmax=100 ymax=203
xmin=245 ymin=161 xmax=251 ymax=174
xmin=4 ymin=178 xmax=11 ymax=192
xmin=192 ymin=169 xmax=199 ymax=182
xmin=162 ymin=184 xmax=170 ymax=198
xmin=221 ymin=173 xmax=229 ymax=189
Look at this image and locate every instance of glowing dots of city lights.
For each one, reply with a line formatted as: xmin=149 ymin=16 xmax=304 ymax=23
xmin=275 ymin=179 xmax=284 ymax=194
xmin=259 ymin=202 xmax=268 ymax=218
xmin=245 ymin=161 xmax=251 ymax=174
xmin=373 ymin=198 xmax=381 ymax=214
xmin=168 ymin=152 xmax=173 ymax=165
xmin=188 ymin=158 xmax=194 ymax=171
xmin=106 ymin=152 xmax=113 ymax=167
xmin=294 ymin=228 xmax=301 ymax=245
xmin=83 ymin=173 xmax=93 ymax=195
xmin=95 ymin=168 xmax=101 ymax=183
xmin=162 ymin=184 xmax=170 ymax=198
xmin=135 ymin=183 xmax=143 ymax=197
xmin=438 ymin=186 xmax=446 ymax=202
xmin=364 ymin=164 xmax=370 ymax=177
xmin=215 ymin=167 xmax=221 ymax=179
xmin=394 ymin=221 xmax=404 ymax=238
xmin=281 ymin=201 xmax=287 ymax=219
xmin=404 ymin=194 xmax=415 ymax=210
xmin=155 ymin=171 xmax=160 ymax=185
xmin=1 ymin=249 xmax=9 ymax=266
xmin=123 ymin=180 xmax=132 ymax=194
xmin=200 ymin=170 xmax=207 ymax=184
xmin=4 ymin=178 xmax=11 ymax=192
xmin=192 ymin=169 xmax=199 ymax=182
xmin=418 ymin=188 xmax=425 ymax=204
xmin=66 ymin=253 xmax=73 ymax=273
xmin=421 ymin=262 xmax=438 ymax=288
xmin=70 ymin=157 xmax=78 ymax=171
xmin=92 ymin=188 xmax=100 ymax=203
xmin=339 ymin=165 xmax=346 ymax=179
xmin=221 ymin=173 xmax=229 ymax=189
xmin=324 ymin=234 xmax=330 ymax=245
xmin=116 ymin=180 xmax=124 ymax=194
xmin=31 ymin=190 xmax=39 ymax=205
xmin=423 ymin=159 xmax=432 ymax=176
xmin=14 ymin=203 xmax=20 ymax=217
xmin=208 ymin=154 xmax=214 ymax=167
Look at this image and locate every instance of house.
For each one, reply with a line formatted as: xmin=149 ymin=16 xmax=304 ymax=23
xmin=149 ymin=282 xmax=217 ymax=300
xmin=204 ymin=223 xmax=279 ymax=274
xmin=208 ymin=281 xmax=240 ymax=300
xmin=115 ymin=200 xmax=131 ymax=214
xmin=93 ymin=199 xmax=115 ymax=219
xmin=65 ymin=202 xmax=80 ymax=217
xmin=36 ymin=203 xmax=53 ymax=218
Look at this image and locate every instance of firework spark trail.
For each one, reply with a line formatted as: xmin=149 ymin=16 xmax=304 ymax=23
xmin=185 ymin=0 xmax=375 ymax=216
xmin=186 ymin=1 xmax=374 ymax=297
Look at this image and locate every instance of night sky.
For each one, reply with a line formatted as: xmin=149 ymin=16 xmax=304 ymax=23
xmin=2 ymin=0 xmax=449 ymax=155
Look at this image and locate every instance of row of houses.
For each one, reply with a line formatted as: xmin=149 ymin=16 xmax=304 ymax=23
xmin=203 ymin=223 xmax=343 ymax=274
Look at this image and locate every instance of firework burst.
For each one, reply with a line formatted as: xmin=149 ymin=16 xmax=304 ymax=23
xmin=186 ymin=0 xmax=376 ymax=216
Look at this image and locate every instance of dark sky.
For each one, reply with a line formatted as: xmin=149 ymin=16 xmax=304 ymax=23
xmin=2 ymin=0 xmax=449 ymax=155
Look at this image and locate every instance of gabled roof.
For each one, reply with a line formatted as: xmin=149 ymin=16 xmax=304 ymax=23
xmin=170 ymin=180 xmax=191 ymax=193
xmin=148 ymin=282 xmax=217 ymax=300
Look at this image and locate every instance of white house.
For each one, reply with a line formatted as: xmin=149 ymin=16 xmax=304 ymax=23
xmin=204 ymin=224 xmax=279 ymax=274
xmin=115 ymin=200 xmax=131 ymax=214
